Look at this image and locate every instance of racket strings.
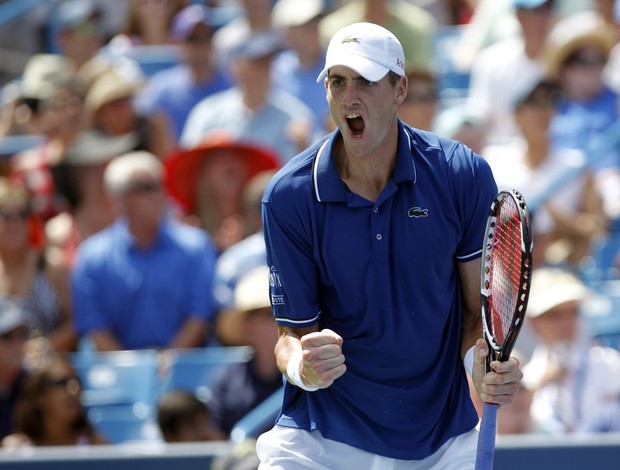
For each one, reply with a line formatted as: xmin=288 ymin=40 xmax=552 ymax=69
xmin=488 ymin=197 xmax=522 ymax=344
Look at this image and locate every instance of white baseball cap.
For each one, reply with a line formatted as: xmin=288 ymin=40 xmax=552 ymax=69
xmin=316 ymin=22 xmax=405 ymax=83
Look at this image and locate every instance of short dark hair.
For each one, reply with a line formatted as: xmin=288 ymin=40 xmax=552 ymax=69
xmin=387 ymin=71 xmax=403 ymax=87
xmin=157 ymin=390 xmax=210 ymax=439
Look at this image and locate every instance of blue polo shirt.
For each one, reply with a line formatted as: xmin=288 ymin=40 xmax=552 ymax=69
xmin=72 ymin=218 xmax=217 ymax=350
xmin=262 ymin=121 xmax=497 ymax=460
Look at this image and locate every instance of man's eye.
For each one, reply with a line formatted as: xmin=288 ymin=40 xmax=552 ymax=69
xmin=361 ymin=79 xmax=374 ymax=87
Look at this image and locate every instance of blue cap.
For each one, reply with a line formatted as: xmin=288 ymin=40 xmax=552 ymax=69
xmin=513 ymin=0 xmax=550 ymax=8
xmin=171 ymin=4 xmax=213 ymax=41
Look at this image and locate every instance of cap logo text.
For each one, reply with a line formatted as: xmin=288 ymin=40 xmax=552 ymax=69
xmin=342 ymin=36 xmax=360 ymax=44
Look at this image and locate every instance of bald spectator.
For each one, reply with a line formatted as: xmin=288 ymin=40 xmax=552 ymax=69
xmin=72 ymin=151 xmax=218 ymax=350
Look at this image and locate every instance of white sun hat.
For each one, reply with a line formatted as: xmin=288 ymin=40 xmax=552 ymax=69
xmin=316 ymin=22 xmax=405 ymax=83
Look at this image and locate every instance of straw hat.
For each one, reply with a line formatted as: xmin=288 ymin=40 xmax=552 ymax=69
xmin=85 ymin=68 xmax=141 ymax=113
xmin=527 ymin=267 xmax=592 ymax=318
xmin=165 ymin=133 xmax=281 ymax=212
xmin=543 ymin=10 xmax=616 ymax=81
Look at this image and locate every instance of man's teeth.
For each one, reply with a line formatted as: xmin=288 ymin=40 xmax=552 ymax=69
xmin=346 ymin=113 xmax=360 ymax=119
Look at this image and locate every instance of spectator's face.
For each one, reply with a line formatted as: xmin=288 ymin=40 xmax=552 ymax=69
xmin=59 ymin=17 xmax=104 ymax=68
xmin=530 ymin=301 xmax=580 ymax=346
xmin=197 ymin=150 xmax=249 ymax=198
xmin=121 ymin=172 xmax=167 ymax=226
xmin=181 ymin=23 xmax=213 ymax=71
xmin=39 ymin=363 xmax=83 ymax=425
xmin=49 ymin=86 xmax=87 ymax=135
xmin=516 ymin=1 xmax=554 ymax=39
xmin=559 ymin=46 xmax=608 ymax=100
xmin=282 ymin=19 xmax=322 ymax=56
xmin=514 ymin=87 xmax=555 ymax=138
xmin=96 ymin=96 xmax=136 ymax=135
xmin=0 ymin=201 xmax=30 ymax=250
xmin=233 ymin=54 xmax=273 ymax=95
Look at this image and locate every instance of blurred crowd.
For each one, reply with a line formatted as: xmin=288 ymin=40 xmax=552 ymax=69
xmin=0 ymin=0 xmax=619 ymax=461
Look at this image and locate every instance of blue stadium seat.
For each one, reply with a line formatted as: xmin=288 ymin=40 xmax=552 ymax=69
xmin=431 ymin=26 xmax=471 ymax=103
xmin=582 ymin=233 xmax=620 ymax=282
xmin=583 ymin=280 xmax=620 ymax=350
xmin=87 ymin=403 xmax=162 ymax=444
xmin=0 ymin=134 xmax=45 ymax=158
xmin=70 ymin=349 xmax=160 ymax=408
xmin=159 ymin=346 xmax=254 ymax=402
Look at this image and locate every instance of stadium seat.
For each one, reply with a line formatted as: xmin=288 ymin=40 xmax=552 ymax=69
xmin=70 ymin=349 xmax=160 ymax=408
xmin=581 ymin=233 xmax=620 ymax=283
xmin=87 ymin=403 xmax=162 ymax=444
xmin=431 ymin=26 xmax=471 ymax=104
xmin=159 ymin=346 xmax=254 ymax=402
xmin=583 ymin=280 xmax=620 ymax=350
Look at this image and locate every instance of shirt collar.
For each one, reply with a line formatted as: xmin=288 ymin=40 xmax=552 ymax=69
xmin=114 ymin=217 xmax=169 ymax=250
xmin=312 ymin=120 xmax=417 ymax=203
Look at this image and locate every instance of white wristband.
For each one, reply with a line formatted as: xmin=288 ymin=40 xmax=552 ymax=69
xmin=464 ymin=346 xmax=475 ymax=377
xmin=287 ymin=347 xmax=319 ymax=392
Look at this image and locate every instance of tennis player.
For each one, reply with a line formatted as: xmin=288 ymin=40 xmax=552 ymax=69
xmin=258 ymin=22 xmax=524 ymax=469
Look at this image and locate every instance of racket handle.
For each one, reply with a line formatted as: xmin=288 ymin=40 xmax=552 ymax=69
xmin=475 ymin=402 xmax=498 ymax=470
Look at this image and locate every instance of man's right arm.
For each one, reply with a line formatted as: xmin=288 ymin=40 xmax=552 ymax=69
xmin=276 ymin=325 xmax=347 ymax=390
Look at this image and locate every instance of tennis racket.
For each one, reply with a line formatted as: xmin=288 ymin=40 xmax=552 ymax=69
xmin=474 ymin=189 xmax=533 ymax=470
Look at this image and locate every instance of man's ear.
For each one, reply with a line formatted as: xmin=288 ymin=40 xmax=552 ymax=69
xmin=394 ymin=76 xmax=408 ymax=106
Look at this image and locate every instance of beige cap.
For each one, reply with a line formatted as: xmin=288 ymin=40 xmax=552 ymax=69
xmin=85 ymin=69 xmax=141 ymax=113
xmin=20 ymin=54 xmax=71 ymax=100
xmin=234 ymin=265 xmax=272 ymax=313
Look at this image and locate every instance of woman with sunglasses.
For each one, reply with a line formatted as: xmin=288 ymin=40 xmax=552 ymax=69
xmin=1 ymin=354 xmax=107 ymax=447
xmin=0 ymin=178 xmax=75 ymax=352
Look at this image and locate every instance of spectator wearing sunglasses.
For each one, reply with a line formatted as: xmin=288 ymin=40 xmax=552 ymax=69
xmin=543 ymin=10 xmax=619 ymax=236
xmin=0 ymin=178 xmax=75 ymax=352
xmin=544 ymin=10 xmax=617 ymax=167
xmin=1 ymin=353 xmax=107 ymax=448
xmin=71 ymin=150 xmax=218 ymax=351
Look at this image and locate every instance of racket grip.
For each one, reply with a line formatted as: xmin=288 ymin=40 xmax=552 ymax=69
xmin=475 ymin=402 xmax=498 ymax=470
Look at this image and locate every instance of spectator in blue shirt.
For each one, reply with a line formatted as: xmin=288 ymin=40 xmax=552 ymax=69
xmin=136 ymin=4 xmax=233 ymax=143
xmin=72 ymin=150 xmax=218 ymax=351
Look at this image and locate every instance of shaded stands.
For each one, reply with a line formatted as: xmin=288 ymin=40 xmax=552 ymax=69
xmin=69 ymin=346 xmax=256 ymax=444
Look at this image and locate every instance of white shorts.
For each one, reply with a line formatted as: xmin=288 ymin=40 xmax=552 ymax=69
xmin=256 ymin=425 xmax=478 ymax=470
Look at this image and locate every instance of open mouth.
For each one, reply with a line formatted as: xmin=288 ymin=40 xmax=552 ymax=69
xmin=346 ymin=113 xmax=365 ymax=137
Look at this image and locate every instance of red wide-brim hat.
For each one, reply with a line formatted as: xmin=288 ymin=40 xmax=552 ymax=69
xmin=164 ymin=133 xmax=282 ymax=212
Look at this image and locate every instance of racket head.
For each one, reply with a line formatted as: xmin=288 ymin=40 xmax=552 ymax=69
xmin=480 ymin=189 xmax=533 ymax=362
